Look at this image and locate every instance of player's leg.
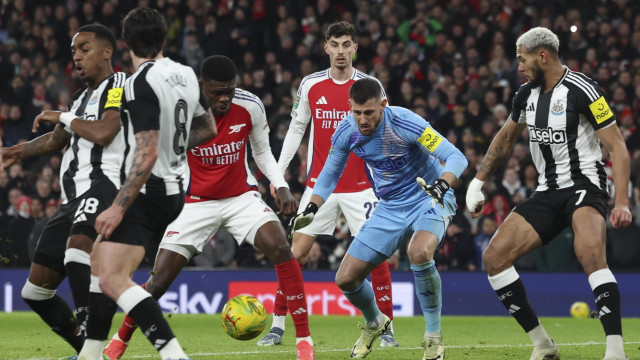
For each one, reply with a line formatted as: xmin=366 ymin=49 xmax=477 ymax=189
xmin=261 ymin=188 xmax=337 ymax=346
xmin=105 ymin=199 xmax=219 ymax=359
xmin=572 ymin=205 xmax=627 ymax=360
xmin=339 ymin=189 xmax=398 ymax=347
xmin=22 ymin=206 xmax=83 ymax=352
xmin=483 ymin=207 xmax=560 ymax=360
xmin=254 ymin=220 xmax=314 ymax=360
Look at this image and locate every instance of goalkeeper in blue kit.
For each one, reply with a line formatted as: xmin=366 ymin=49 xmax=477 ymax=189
xmin=290 ymin=78 xmax=467 ymax=360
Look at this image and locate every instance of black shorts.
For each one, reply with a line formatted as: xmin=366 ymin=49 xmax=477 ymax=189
xmin=513 ymin=183 xmax=609 ymax=244
xmin=33 ymin=178 xmax=119 ymax=274
xmin=103 ymin=192 xmax=184 ymax=248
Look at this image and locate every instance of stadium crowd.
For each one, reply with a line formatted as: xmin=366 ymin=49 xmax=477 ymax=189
xmin=1 ymin=0 xmax=639 ymax=272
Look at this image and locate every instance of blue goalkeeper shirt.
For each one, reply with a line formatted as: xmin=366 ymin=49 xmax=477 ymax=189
xmin=312 ymin=106 xmax=468 ymax=205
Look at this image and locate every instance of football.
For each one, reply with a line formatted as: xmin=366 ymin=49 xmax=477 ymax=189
xmin=570 ymin=301 xmax=590 ymax=318
xmin=220 ymin=295 xmax=267 ymax=340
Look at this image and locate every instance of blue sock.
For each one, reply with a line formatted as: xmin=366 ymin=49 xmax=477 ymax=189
xmin=342 ymin=279 xmax=380 ymax=323
xmin=411 ymin=260 xmax=442 ymax=333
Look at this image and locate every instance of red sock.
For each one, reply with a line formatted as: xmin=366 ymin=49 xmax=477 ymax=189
xmin=117 ymin=283 xmax=146 ymax=342
xmin=272 ymin=262 xmax=305 ymax=317
xmin=274 ymin=258 xmax=310 ymax=337
xmin=371 ymin=261 xmax=393 ymax=320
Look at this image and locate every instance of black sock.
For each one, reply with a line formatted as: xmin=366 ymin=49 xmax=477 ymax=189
xmin=494 ymin=278 xmax=539 ymax=332
xmin=86 ymin=292 xmax=118 ymax=341
xmin=24 ymin=296 xmax=84 ymax=352
xmin=127 ymin=297 xmax=175 ymax=351
xmin=65 ymin=261 xmax=91 ymax=335
xmin=593 ymin=282 xmax=622 ymax=336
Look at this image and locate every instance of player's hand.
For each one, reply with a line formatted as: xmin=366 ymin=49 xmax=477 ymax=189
xmin=275 ymin=187 xmax=298 ymax=216
xmin=1 ymin=146 xmax=20 ymax=170
xmin=287 ymin=202 xmax=318 ymax=240
xmin=417 ymin=177 xmax=449 ymax=208
xmin=33 ymin=110 xmax=62 ymax=133
xmin=609 ymin=206 xmax=632 ymax=229
xmin=95 ymin=205 xmax=125 ymax=239
xmin=466 ymin=178 xmax=485 ymax=218
xmin=269 ymin=183 xmax=277 ymax=198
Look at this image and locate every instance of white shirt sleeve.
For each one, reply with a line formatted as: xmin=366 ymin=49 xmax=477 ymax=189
xmin=277 ymin=82 xmax=312 ymax=174
xmin=248 ymin=101 xmax=289 ymax=189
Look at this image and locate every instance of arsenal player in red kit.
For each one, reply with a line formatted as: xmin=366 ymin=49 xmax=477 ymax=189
xmin=104 ymin=55 xmax=315 ymax=360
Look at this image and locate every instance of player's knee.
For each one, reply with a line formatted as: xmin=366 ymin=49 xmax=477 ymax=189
xmin=144 ymin=278 xmax=167 ymax=300
xmin=265 ymin=242 xmax=294 ymax=265
xmin=407 ymin=247 xmax=432 ymax=264
xmin=335 ymin=271 xmax=358 ymax=292
xmin=482 ymin=246 xmax=509 ymax=274
xmin=292 ymin=247 xmax=309 ymax=265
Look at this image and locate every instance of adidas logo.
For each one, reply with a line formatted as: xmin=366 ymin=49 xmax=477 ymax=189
xmin=73 ymin=213 xmax=87 ymax=224
xmin=527 ymin=102 xmax=535 ymax=112
xmin=377 ymin=295 xmax=391 ymax=302
xmin=508 ymin=304 xmax=521 ymax=314
xmin=292 ymin=307 xmax=307 ymax=315
xmin=315 ymin=96 xmax=328 ymax=105
xmin=599 ymin=306 xmax=611 ymax=317
xmin=153 ymin=338 xmax=166 ymax=349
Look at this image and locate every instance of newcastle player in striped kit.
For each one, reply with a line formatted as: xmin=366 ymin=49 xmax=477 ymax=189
xmin=466 ymin=27 xmax=632 ymax=360
xmin=2 ymin=24 xmax=126 ymax=354
xmin=77 ymin=8 xmax=216 ymax=360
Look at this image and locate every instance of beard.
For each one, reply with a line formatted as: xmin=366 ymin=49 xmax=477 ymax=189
xmin=528 ymin=64 xmax=545 ymax=89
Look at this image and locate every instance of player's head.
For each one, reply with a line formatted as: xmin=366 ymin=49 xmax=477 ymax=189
xmin=324 ymin=22 xmax=358 ymax=71
xmin=348 ymin=78 xmax=387 ymax=136
xmin=516 ymin=27 xmax=560 ymax=87
xmin=200 ymin=55 xmax=237 ymax=116
xmin=122 ymin=7 xmax=167 ymax=59
xmin=71 ymin=24 xmax=116 ymax=88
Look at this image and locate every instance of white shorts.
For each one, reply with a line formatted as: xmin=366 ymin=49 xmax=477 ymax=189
xmin=297 ymin=187 xmax=378 ymax=236
xmin=159 ymin=191 xmax=280 ymax=259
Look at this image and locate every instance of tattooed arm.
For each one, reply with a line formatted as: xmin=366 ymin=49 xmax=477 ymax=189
xmin=95 ymin=130 xmax=159 ymax=239
xmin=475 ymin=118 xmax=526 ymax=181
xmin=187 ymin=108 xmax=217 ymax=150
xmin=2 ymin=124 xmax=70 ymax=169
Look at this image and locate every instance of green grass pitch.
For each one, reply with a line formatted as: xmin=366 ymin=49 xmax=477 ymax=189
xmin=0 ymin=312 xmax=638 ymax=359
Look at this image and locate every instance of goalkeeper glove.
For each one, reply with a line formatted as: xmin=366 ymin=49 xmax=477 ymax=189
xmin=417 ymin=177 xmax=450 ymax=208
xmin=288 ymin=202 xmax=318 ymax=240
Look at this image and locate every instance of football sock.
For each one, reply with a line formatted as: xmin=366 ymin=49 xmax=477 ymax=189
xmin=64 ymin=248 xmax=91 ymax=336
xmin=588 ymin=269 xmax=622 ymax=336
xmin=22 ymin=280 xmax=83 ymax=352
xmin=86 ymin=291 xmax=118 ymax=341
xmin=371 ymin=261 xmax=394 ymax=321
xmin=271 ymin=262 xmax=304 ymax=331
xmin=527 ymin=324 xmax=554 ymax=347
xmin=271 ymin=315 xmax=286 ymax=332
xmin=411 ymin=261 xmax=442 ymax=333
xmin=296 ymin=336 xmax=313 ymax=345
xmin=342 ymin=278 xmax=380 ymax=323
xmin=117 ymin=286 xmax=182 ymax=355
xmin=488 ymin=266 xmax=539 ymax=333
xmin=117 ymin=283 xmax=146 ymax=342
xmin=275 ymin=258 xmax=310 ymax=337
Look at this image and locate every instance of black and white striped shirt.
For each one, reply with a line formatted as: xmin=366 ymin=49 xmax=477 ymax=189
xmin=61 ymin=72 xmax=127 ymax=203
xmin=511 ymin=66 xmax=615 ymax=192
xmin=121 ymin=58 xmax=207 ymax=196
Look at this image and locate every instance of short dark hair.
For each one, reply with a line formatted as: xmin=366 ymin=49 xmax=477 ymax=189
xmin=349 ymin=78 xmax=381 ymax=104
xmin=200 ymin=55 xmax=237 ymax=82
xmin=325 ymin=21 xmax=356 ymax=42
xmin=77 ymin=24 xmax=116 ymax=50
xmin=122 ymin=7 xmax=167 ymax=58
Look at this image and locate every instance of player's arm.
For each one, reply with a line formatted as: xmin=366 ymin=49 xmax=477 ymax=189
xmin=277 ymin=83 xmax=312 ymax=173
xmin=248 ymin=103 xmax=297 ymax=216
xmin=598 ymin=123 xmax=632 ymax=229
xmin=33 ymin=109 xmax=122 ymax=146
xmin=2 ymin=124 xmax=70 ymax=169
xmin=188 ymin=90 xmax=217 ymax=150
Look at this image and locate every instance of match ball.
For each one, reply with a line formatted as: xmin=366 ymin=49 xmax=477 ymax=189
xmin=570 ymin=301 xmax=590 ymax=318
xmin=220 ymin=295 xmax=267 ymax=340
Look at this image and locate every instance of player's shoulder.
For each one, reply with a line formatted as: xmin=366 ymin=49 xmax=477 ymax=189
xmin=514 ymin=81 xmax=535 ymax=100
xmin=105 ymin=71 xmax=128 ymax=89
xmin=562 ymin=69 xmax=603 ymax=100
xmin=233 ymin=88 xmax=266 ymax=114
xmin=300 ymin=69 xmax=330 ymax=89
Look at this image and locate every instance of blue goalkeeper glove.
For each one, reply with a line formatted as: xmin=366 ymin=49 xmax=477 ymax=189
xmin=417 ymin=177 xmax=450 ymax=208
xmin=287 ymin=202 xmax=318 ymax=240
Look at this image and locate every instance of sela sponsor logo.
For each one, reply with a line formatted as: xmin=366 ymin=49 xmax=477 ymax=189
xmin=528 ymin=126 xmax=567 ymax=144
xmin=165 ymin=231 xmax=180 ymax=237
xmin=228 ymin=124 xmax=247 ymax=134
xmin=315 ymin=108 xmax=350 ymax=121
xmin=369 ymin=156 xmax=408 ymax=171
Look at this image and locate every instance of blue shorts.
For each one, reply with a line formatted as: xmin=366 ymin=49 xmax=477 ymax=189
xmin=347 ymin=191 xmax=456 ymax=264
